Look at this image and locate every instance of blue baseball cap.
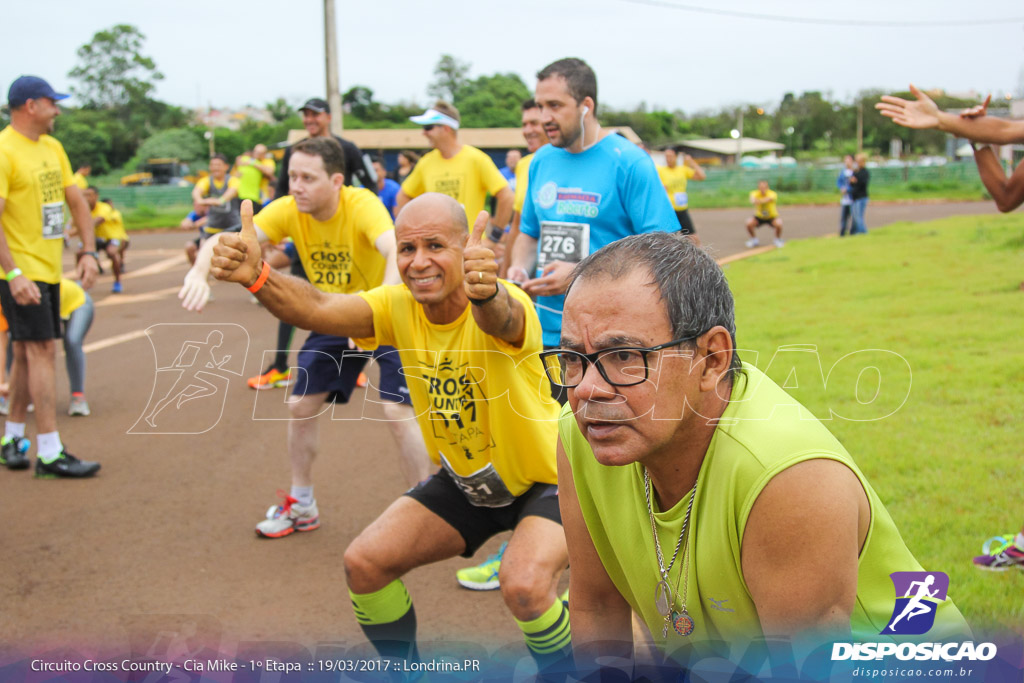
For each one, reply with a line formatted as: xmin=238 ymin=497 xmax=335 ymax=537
xmin=7 ymin=76 xmax=69 ymax=108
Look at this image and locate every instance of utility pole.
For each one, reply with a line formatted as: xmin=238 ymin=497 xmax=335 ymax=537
xmin=857 ymin=100 xmax=863 ymax=154
xmin=324 ymin=0 xmax=343 ymax=134
xmin=737 ymin=108 xmax=744 ymax=166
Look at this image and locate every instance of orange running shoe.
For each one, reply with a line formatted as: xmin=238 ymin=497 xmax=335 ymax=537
xmin=247 ymin=367 xmax=292 ymax=390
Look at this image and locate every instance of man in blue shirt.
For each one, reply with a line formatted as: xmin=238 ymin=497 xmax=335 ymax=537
xmin=508 ymin=58 xmax=677 ymax=352
xmin=372 ymin=158 xmax=401 ymax=219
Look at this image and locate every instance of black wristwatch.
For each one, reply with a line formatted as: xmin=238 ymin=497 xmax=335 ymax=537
xmin=83 ymin=251 xmax=100 ymax=260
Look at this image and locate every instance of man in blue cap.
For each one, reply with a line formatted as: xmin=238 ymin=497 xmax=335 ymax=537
xmin=0 ymin=76 xmax=101 ymax=478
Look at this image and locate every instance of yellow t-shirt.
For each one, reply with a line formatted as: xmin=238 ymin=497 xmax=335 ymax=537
xmin=72 ymin=172 xmax=89 ymax=190
xmin=59 ymin=278 xmax=86 ymax=320
xmin=195 ymin=175 xmax=240 ymax=197
xmin=512 ymin=152 xmax=535 ymax=213
xmin=93 ymin=202 xmax=128 ymax=242
xmin=237 ymin=155 xmax=276 ymax=202
xmin=400 ymin=145 xmax=508 ymax=229
xmin=255 ymin=186 xmax=392 ymax=294
xmin=658 ymin=164 xmax=696 ymax=210
xmin=353 ymin=283 xmax=559 ymax=499
xmin=750 ymin=189 xmax=779 ymax=220
xmin=0 ymin=126 xmax=74 ymax=283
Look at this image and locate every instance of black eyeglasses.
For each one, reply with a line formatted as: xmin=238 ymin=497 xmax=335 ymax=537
xmin=539 ymin=335 xmax=701 ymax=389
xmin=422 ymin=124 xmax=435 ymax=131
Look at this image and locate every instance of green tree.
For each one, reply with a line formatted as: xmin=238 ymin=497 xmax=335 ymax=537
xmin=126 ymin=128 xmax=206 ymax=171
xmin=428 ymin=54 xmax=470 ymax=103
xmin=267 ymin=97 xmax=292 ymax=123
xmin=67 ymin=25 xmax=164 ymax=109
xmin=455 ymin=73 xmax=531 ymax=128
xmin=53 ymin=122 xmax=111 ymax=174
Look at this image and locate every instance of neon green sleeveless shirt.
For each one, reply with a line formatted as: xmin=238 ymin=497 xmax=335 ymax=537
xmin=560 ymin=363 xmax=969 ymax=658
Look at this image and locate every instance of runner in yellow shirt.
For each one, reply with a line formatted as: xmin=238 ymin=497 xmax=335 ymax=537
xmin=0 ymin=75 xmax=100 ymax=478
xmin=180 ymin=136 xmax=430 ymax=539
xmin=658 ymin=148 xmax=706 ymax=245
xmin=71 ymin=164 xmax=91 ymax=190
xmin=745 ymin=179 xmax=784 ymax=248
xmin=500 ymin=98 xmax=550 ymax=280
xmin=396 ymin=101 xmax=513 ymax=239
xmin=209 ymin=193 xmax=572 ymax=678
xmin=80 ymin=187 xmax=127 ymax=292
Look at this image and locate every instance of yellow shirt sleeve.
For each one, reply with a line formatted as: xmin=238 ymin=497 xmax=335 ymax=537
xmin=353 ymin=284 xmax=397 ymax=349
xmin=477 ymin=149 xmax=509 ymax=197
xmin=196 ymin=177 xmax=210 ymax=195
xmin=400 ymin=161 xmax=426 ymax=199
xmin=513 ymin=154 xmax=533 ymax=213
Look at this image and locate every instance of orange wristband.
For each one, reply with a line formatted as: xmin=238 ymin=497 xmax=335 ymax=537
xmin=246 ymin=261 xmax=271 ymax=293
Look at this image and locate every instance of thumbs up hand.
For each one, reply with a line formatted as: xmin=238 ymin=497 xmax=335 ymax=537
xmin=463 ymin=210 xmax=499 ymax=302
xmin=212 ymin=200 xmax=263 ymax=287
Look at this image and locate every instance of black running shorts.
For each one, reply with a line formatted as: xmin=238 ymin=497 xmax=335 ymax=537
xmin=405 ymin=468 xmax=561 ymax=557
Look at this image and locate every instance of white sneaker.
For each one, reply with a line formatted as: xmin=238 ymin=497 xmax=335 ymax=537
xmin=745 ymin=238 xmax=760 ymax=248
xmin=773 ymin=238 xmax=785 ymax=248
xmin=68 ymin=395 xmax=91 ymax=416
xmin=255 ymin=495 xmax=319 ymax=538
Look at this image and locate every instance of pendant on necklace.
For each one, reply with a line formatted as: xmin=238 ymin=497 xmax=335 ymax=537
xmin=654 ymin=579 xmax=673 ymax=616
xmin=671 ymin=608 xmax=695 ymax=637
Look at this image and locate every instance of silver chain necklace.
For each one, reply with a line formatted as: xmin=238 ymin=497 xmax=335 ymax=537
xmin=644 ymin=467 xmax=697 ymax=638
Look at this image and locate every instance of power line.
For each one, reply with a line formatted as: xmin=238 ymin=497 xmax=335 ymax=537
xmin=614 ymin=0 xmax=1024 ymax=27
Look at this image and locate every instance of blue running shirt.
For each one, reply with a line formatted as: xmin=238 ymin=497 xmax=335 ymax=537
xmin=520 ymin=134 xmax=678 ymax=346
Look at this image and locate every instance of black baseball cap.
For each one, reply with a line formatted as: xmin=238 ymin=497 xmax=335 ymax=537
xmin=299 ymin=98 xmax=330 ymax=114
xmin=8 ymin=76 xmax=69 ymax=108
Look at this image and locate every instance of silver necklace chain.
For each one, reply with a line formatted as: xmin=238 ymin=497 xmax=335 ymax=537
xmin=643 ymin=467 xmax=697 ymax=582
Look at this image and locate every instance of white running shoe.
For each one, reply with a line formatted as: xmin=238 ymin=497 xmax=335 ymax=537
xmin=773 ymin=238 xmax=785 ymax=248
xmin=745 ymin=237 xmax=760 ymax=248
xmin=256 ymin=494 xmax=320 ymax=538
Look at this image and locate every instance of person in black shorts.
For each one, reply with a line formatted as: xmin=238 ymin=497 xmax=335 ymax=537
xmin=209 ymin=193 xmax=571 ymax=677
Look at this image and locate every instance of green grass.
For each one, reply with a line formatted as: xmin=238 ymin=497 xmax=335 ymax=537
xmin=723 ymin=213 xmax=1024 ymax=634
xmin=121 ymin=203 xmax=192 ymax=230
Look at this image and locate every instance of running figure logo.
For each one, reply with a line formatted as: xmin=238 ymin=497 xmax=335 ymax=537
xmin=130 ymin=324 xmax=248 ymax=434
xmin=882 ymin=571 xmax=949 ymax=635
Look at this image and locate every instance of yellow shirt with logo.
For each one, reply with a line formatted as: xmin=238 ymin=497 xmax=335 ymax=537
xmin=512 ymin=152 xmax=535 ymax=213
xmin=750 ymin=189 xmax=779 ymax=220
xmin=237 ymin=155 xmax=276 ymax=202
xmin=658 ymin=164 xmax=696 ymax=210
xmin=400 ymin=145 xmax=508 ymax=228
xmin=255 ymin=186 xmax=391 ymax=294
xmin=93 ymin=202 xmax=128 ymax=242
xmin=0 ymin=126 xmax=75 ymax=283
xmin=59 ymin=279 xmax=87 ymax=320
xmin=353 ymin=282 xmax=559 ymax=499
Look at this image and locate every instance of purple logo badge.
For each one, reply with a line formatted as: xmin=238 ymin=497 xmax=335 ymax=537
xmin=882 ymin=571 xmax=948 ymax=635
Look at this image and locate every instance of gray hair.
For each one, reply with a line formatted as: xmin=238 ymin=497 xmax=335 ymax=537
xmin=569 ymin=232 xmax=741 ymax=375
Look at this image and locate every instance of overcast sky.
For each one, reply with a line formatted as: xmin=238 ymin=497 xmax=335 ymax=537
xmin=4 ymin=0 xmax=1023 ymax=115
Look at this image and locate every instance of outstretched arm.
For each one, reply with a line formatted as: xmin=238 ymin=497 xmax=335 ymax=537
xmin=210 ymin=201 xmax=375 ymax=338
xmin=877 ymin=84 xmax=1024 ymax=144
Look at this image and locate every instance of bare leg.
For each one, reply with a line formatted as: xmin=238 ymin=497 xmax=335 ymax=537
xmin=499 ymin=515 xmax=568 ymax=621
xmin=24 ymin=339 xmax=57 ymax=433
xmin=344 ymin=496 xmax=465 ymax=593
xmin=286 ymin=391 xmax=330 ymax=487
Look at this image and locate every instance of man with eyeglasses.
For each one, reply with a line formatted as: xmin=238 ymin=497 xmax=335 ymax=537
xmin=208 ymin=193 xmax=572 ymax=678
xmin=551 ymin=232 xmax=970 ymax=674
xmin=396 ymin=101 xmax=513 ymax=237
